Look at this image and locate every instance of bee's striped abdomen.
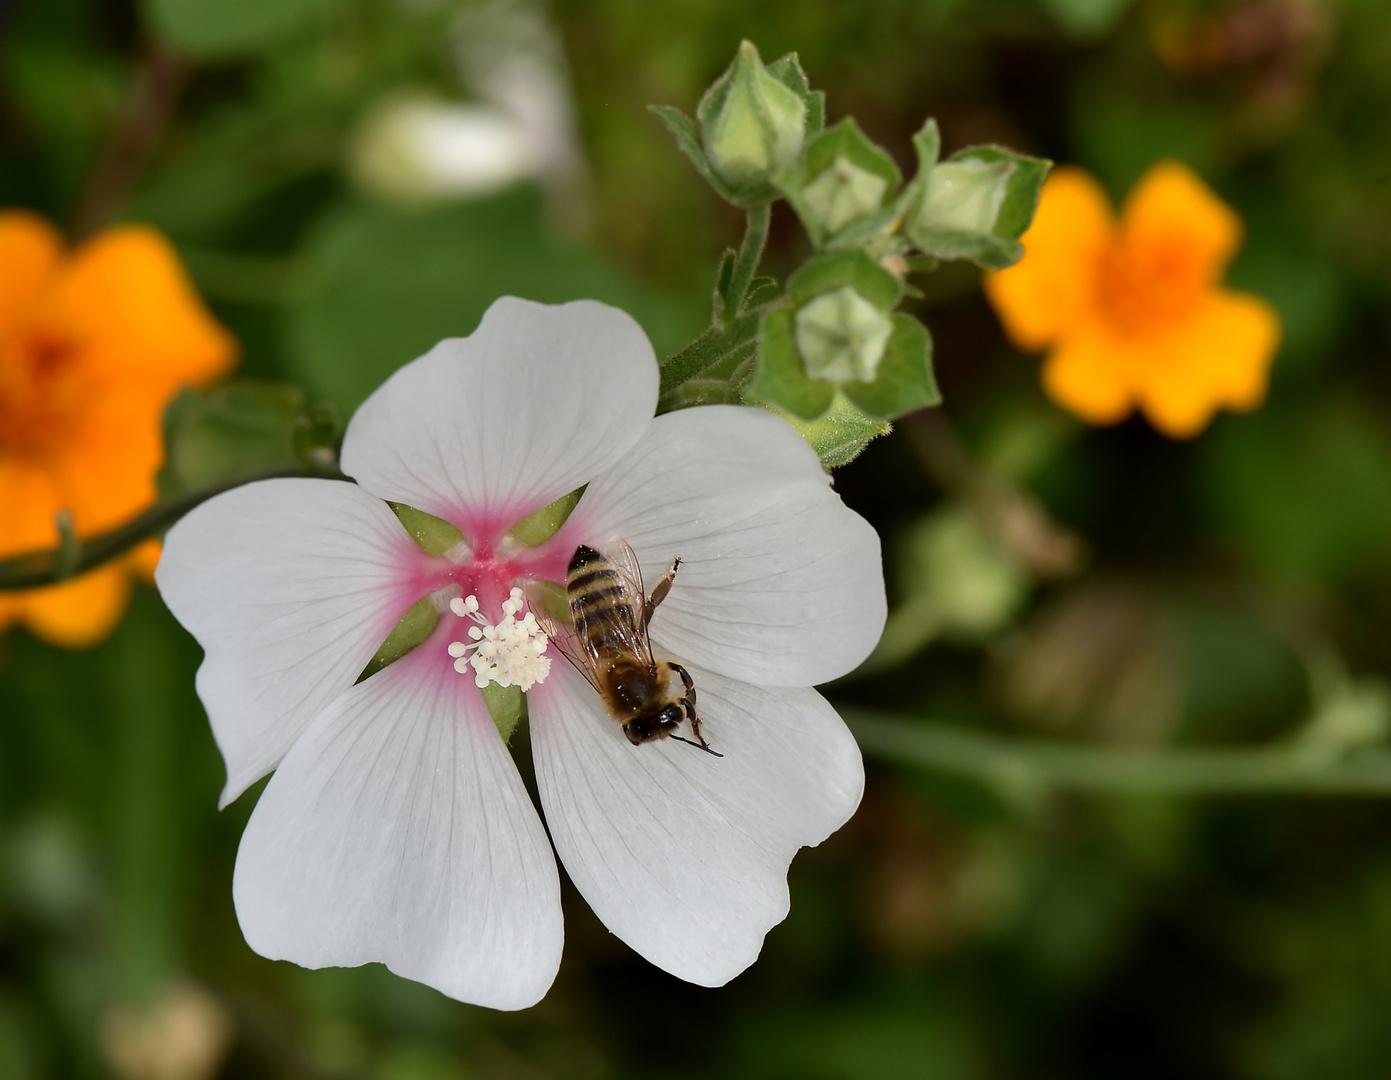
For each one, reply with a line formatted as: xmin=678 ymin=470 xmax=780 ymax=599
xmin=567 ymin=545 xmax=640 ymax=653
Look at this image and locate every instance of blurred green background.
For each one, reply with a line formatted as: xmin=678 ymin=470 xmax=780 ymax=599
xmin=6 ymin=0 xmax=1391 ymax=1076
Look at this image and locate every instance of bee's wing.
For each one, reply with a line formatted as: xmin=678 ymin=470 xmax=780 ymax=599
xmin=602 ymin=536 xmax=645 ymax=597
xmin=601 ymin=536 xmax=654 ymax=666
xmin=521 ymin=579 xmax=605 ymax=694
xmin=548 ymin=627 xmax=607 ymax=694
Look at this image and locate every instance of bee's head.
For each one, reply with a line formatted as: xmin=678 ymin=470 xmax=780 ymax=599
xmin=622 ymin=704 xmax=684 ymax=745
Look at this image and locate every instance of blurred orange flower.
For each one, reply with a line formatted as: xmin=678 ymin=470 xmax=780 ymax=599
xmin=0 ymin=212 xmax=235 ymax=647
xmin=983 ymin=161 xmax=1280 ymax=438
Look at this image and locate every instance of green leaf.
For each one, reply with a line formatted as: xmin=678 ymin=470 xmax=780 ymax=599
xmin=286 ymin=188 xmax=696 ymax=413
xmin=745 ymin=307 xmax=836 ymax=420
xmin=787 ymin=248 xmax=902 ymax=311
xmin=776 ymin=118 xmax=901 ymax=247
xmin=141 ymin=0 xmax=350 ymax=57
xmin=389 ymin=503 xmax=464 ymax=557
xmin=841 ymin=314 xmax=940 ymax=419
xmin=158 ymin=380 xmax=306 ymax=498
xmin=356 ymin=596 xmax=439 ymax=683
xmin=505 ymin=486 xmax=586 ymax=547
xmin=772 ymin=393 xmax=892 ymax=470
xmin=481 ymin=683 xmax=527 ymax=744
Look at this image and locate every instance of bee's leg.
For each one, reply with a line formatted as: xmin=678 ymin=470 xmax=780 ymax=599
xmin=668 ymin=662 xmax=711 ymax=749
xmin=644 ymin=557 xmax=681 ymax=629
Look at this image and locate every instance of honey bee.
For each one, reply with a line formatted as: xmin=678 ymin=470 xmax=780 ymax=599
xmin=528 ymin=537 xmax=720 ymax=756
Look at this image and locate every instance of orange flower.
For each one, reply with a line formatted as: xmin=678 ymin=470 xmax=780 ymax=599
xmin=0 ymin=212 xmax=235 ymax=647
xmin=983 ymin=161 xmax=1280 ymax=438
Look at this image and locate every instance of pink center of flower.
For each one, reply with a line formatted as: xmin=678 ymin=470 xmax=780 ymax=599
xmin=390 ymin=505 xmax=587 ymax=690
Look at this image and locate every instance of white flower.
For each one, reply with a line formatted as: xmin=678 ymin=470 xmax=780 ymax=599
xmin=155 ymin=297 xmax=885 ymax=1010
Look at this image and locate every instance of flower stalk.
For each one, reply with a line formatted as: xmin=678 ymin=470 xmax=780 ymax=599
xmin=0 ymin=461 xmax=345 ymax=592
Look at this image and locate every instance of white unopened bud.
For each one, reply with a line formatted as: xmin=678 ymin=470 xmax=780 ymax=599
xmin=794 ymin=286 xmax=893 ymax=384
xmin=799 ymin=155 xmax=889 ymax=235
xmin=915 ymin=158 xmax=1016 ymax=236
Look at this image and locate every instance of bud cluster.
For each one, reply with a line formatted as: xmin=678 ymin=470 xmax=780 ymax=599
xmin=653 ymin=40 xmax=1051 ymax=459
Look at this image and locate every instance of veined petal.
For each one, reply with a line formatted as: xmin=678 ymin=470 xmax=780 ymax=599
xmin=156 ymin=479 xmax=424 ymax=806
xmin=529 ymin=662 xmax=863 ymax=987
xmin=983 ymin=167 xmax=1113 ymax=352
xmin=571 ymin=406 xmax=884 ymax=687
xmin=341 ymin=298 xmax=659 ymax=536
xmin=233 ymin=642 xmax=562 ymax=1010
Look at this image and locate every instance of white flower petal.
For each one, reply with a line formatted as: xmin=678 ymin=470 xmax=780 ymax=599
xmin=575 ymin=405 xmax=885 ymax=686
xmin=340 ymin=297 xmax=659 ymax=531
xmin=233 ymin=644 xmax=563 ymax=1010
xmin=529 ymin=662 xmax=863 ymax=987
xmin=156 ymin=479 xmax=421 ymax=807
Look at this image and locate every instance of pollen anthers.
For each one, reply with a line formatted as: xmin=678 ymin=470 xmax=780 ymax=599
xmin=448 ymin=587 xmax=551 ymax=691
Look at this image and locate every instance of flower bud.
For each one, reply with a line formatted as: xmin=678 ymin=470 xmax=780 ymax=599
xmin=697 ymin=41 xmax=807 ymax=189
xmin=914 ymin=158 xmax=1016 ymax=237
xmin=904 ymin=121 xmax=1051 ymax=270
xmin=799 ymin=155 xmax=889 ymax=236
xmin=794 ymin=285 xmax=894 ymax=384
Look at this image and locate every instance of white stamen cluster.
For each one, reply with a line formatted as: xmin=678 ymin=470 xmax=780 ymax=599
xmin=448 ymin=587 xmax=551 ymax=691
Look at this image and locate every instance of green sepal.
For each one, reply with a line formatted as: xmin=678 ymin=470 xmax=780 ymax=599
xmin=770 ymin=393 xmax=893 ymax=471
xmin=649 ymin=104 xmax=743 ymax=205
xmin=746 ymin=306 xmax=836 ymax=420
xmin=505 ymin=486 xmax=586 ymax=547
xmin=763 ymin=52 xmax=825 ymax=137
xmin=750 ymin=306 xmax=938 ymax=422
xmin=903 ymin=119 xmax=1051 ymax=270
xmin=481 ymin=683 xmax=527 ymax=744
xmin=840 ymin=314 xmax=940 ymax=418
xmin=787 ymin=248 xmax=901 ymax=311
xmin=744 ymin=275 xmax=782 ymax=309
xmin=749 ymin=251 xmax=927 ymax=421
xmin=524 ymin=579 xmax=572 ymax=628
xmin=389 ymin=502 xmax=464 ymax=556
xmin=356 ymin=596 xmax=439 ymax=683
xmin=712 ymin=247 xmax=737 ymax=321
xmin=775 ymin=118 xmax=901 ymax=248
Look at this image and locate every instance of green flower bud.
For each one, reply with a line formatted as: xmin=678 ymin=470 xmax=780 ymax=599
xmin=794 ymin=285 xmax=894 ymax=384
xmin=799 ymin=155 xmax=890 ymax=236
xmin=904 ymin=120 xmax=1051 ymax=270
xmin=916 ymin=158 xmax=1016 ymax=236
xmin=698 ymin=41 xmax=807 ymax=189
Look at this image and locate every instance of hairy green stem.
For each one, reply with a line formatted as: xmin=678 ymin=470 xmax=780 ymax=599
xmin=842 ymin=708 xmax=1391 ymax=797
xmin=0 ymin=463 xmax=347 ymax=591
xmin=658 ymin=310 xmax=762 ymax=401
xmin=721 ymin=202 xmax=771 ymax=326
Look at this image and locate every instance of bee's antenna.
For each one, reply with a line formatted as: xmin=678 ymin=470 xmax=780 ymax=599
xmin=668 ymin=734 xmax=723 ymax=758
